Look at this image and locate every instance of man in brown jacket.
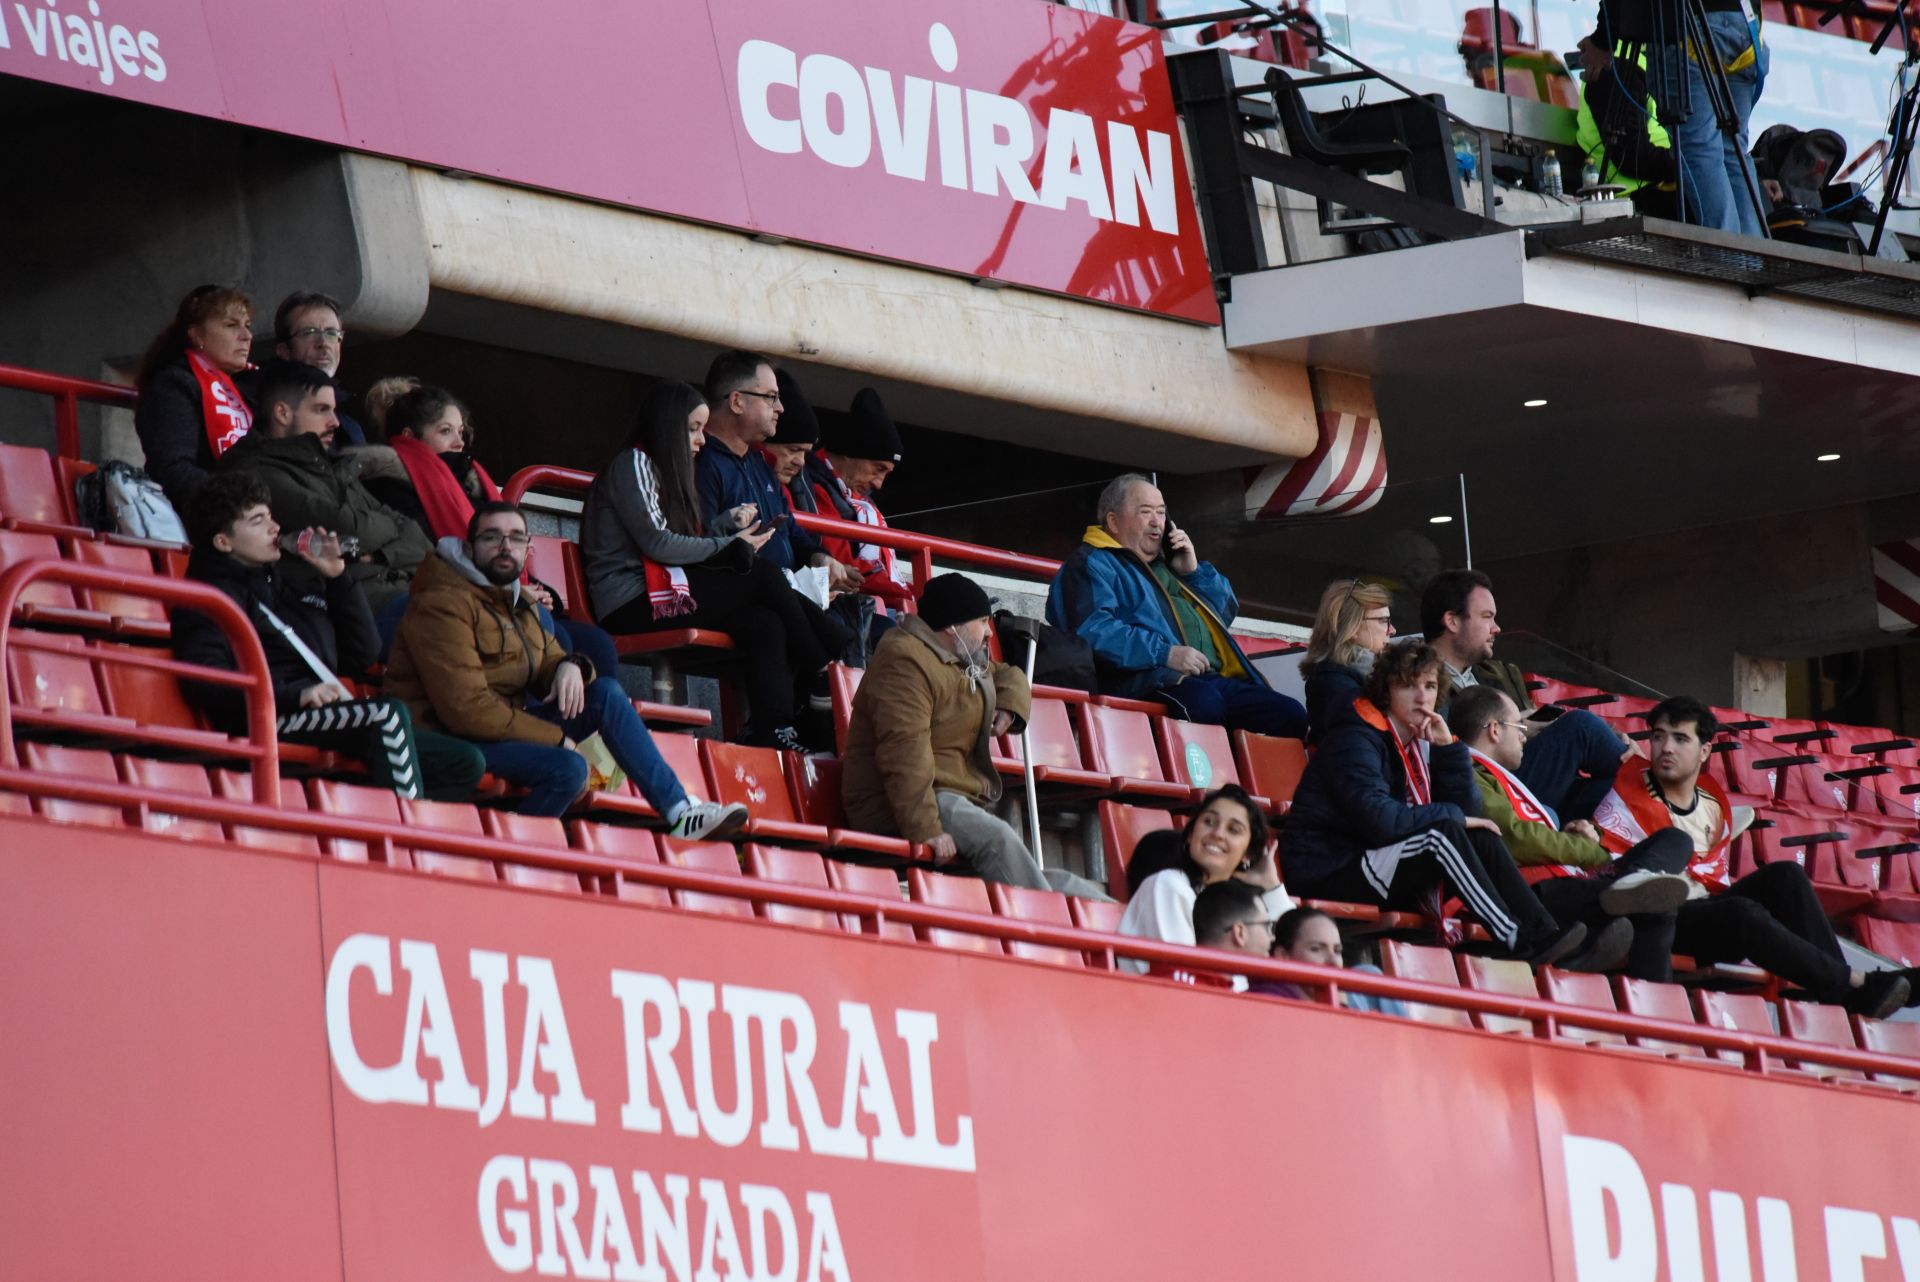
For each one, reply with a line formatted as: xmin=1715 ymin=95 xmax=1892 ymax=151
xmin=387 ymin=500 xmax=746 ymax=837
xmin=843 ymin=573 xmax=1103 ymax=895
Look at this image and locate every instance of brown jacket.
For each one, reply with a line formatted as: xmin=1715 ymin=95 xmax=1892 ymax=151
xmin=385 ymin=542 xmax=582 ymax=746
xmin=842 ymin=615 xmax=1031 ymax=843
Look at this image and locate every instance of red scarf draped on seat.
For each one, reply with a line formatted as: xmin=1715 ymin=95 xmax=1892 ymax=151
xmin=188 ymin=350 xmax=252 ymax=457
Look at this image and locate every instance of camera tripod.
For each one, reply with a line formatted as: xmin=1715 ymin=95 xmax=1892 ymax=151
xmin=1859 ymin=0 xmax=1917 ymax=254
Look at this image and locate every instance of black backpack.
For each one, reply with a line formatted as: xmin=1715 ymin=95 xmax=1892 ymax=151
xmin=994 ymin=610 xmax=1098 ymax=695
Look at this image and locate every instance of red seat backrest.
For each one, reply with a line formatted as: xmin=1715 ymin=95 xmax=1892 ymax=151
xmin=525 ymin=535 xmax=589 ymax=617
xmin=21 ymin=742 xmax=123 ymax=828
xmin=1378 ymin=940 xmax=1474 ymax=1029
xmin=308 ymin=778 xmax=406 ymax=865
xmin=998 ymin=697 xmax=1087 ymax=771
xmin=659 ymin=838 xmax=752 ymax=917
xmin=212 ymin=767 xmax=321 ymax=855
xmin=987 ymin=883 xmax=1081 ymax=967
xmin=1157 ymin=718 xmax=1241 ymax=793
xmin=1778 ymin=1000 xmax=1863 ymax=1079
xmin=7 ymin=636 xmax=104 ymax=715
xmin=68 ymin=538 xmax=163 ymax=620
xmin=1234 ymin=732 xmax=1307 ymax=808
xmin=0 ymin=442 xmax=66 ymax=525
xmin=97 ymin=644 xmax=204 ymax=731
xmin=1614 ymin=977 xmax=1709 ymax=1058
xmin=1456 ymin=954 xmax=1538 ymax=1036
xmin=0 ymin=529 xmax=77 ymax=608
xmin=907 ymin=868 xmax=1002 ymax=954
xmin=1855 ymin=915 xmax=1920 ymax=966
xmin=398 ymin=797 xmax=494 ymax=881
xmin=1537 ymin=968 xmax=1628 ymax=1046
xmin=480 ymin=810 xmax=586 ymax=892
xmin=118 ymin=756 xmax=223 ymax=842
xmin=1694 ymin=989 xmax=1777 ymax=1064
xmin=744 ymin=843 xmax=837 ymax=931
xmin=824 ymin=860 xmax=914 ymax=941
xmin=1096 ymin=800 xmax=1176 ymax=902
xmin=702 ymin=741 xmax=800 ymax=822
xmin=787 ymin=753 xmax=848 ymax=828
xmin=1082 ymin=703 xmax=1170 ymax=785
xmin=829 ymin=663 xmax=864 ymax=755
xmin=1856 ymin=1017 xmax=1920 ymax=1086
xmin=1773 ymin=754 xmax=1854 ymax=815
xmin=571 ymin=821 xmax=669 ymax=904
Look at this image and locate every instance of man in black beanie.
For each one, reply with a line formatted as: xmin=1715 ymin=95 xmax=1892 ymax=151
xmin=794 ymin=386 xmax=917 ymax=623
xmin=842 ymin=573 xmax=1107 ymax=897
xmin=761 ymin=367 xmax=862 ymax=594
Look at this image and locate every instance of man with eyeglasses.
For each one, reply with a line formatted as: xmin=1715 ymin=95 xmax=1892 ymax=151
xmin=267 ymin=291 xmax=367 ymax=448
xmin=386 ymin=501 xmax=749 ymax=837
xmin=1144 ymin=878 xmax=1271 ymax=988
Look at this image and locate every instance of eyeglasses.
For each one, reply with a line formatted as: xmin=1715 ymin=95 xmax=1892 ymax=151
xmin=736 ymin=389 xmax=782 ymax=406
xmin=290 ymin=326 xmax=346 ymax=343
xmin=472 ymin=531 xmax=531 ymax=549
xmin=1497 ymin=719 xmax=1531 ymax=732
xmin=1243 ymin=918 xmax=1277 ymax=934
xmin=1364 ymin=612 xmax=1394 ymax=627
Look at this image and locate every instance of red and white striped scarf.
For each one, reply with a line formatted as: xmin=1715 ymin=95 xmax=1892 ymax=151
xmin=187 ymin=349 xmax=251 ymax=457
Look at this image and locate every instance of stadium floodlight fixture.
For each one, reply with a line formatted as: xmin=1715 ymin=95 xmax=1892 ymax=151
xmin=1429 ymin=514 xmax=1454 ymax=524
xmin=1817 ymin=453 xmax=1842 ymax=462
xmin=1522 ymin=398 xmax=1548 ymax=408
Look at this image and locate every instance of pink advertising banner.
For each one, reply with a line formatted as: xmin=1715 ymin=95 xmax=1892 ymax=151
xmin=0 ymin=0 xmax=1220 ymax=322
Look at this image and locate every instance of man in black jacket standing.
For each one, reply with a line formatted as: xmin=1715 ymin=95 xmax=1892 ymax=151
xmin=172 ymin=470 xmax=483 ymax=800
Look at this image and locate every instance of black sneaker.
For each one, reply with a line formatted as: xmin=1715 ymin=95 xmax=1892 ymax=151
xmin=1842 ymin=970 xmax=1912 ymax=1021
xmin=1598 ymin=870 xmax=1693 ymax=917
xmin=1560 ymin=918 xmax=1634 ymax=973
xmin=771 ymin=726 xmax=806 ymax=754
xmin=1521 ymin=921 xmax=1588 ymax=970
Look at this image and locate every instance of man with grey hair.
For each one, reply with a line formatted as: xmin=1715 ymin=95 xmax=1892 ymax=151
xmin=1046 ymin=474 xmax=1306 ymax=737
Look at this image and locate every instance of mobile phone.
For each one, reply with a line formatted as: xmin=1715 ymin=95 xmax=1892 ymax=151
xmin=1525 ymin=703 xmax=1569 ymax=724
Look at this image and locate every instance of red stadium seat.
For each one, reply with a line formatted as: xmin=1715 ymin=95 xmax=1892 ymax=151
xmin=907 ymin=868 xmax=1002 ymax=955
xmin=1855 ymin=1018 xmax=1920 ymax=1090
xmin=988 ymin=883 xmax=1082 ymax=967
xmin=701 ymin=741 xmax=830 ymax=845
xmin=1096 ymin=800 xmax=1176 ymax=902
xmin=1233 ymin=732 xmax=1306 ymax=813
xmin=1864 ymin=763 xmax=1920 ymax=823
xmin=308 ymin=778 xmax=407 ymax=865
xmin=1744 ymin=815 xmax=1870 ymax=915
xmin=587 ymin=731 xmax=706 ymax=821
xmin=1824 ymin=722 xmax=1919 ymax=768
xmin=118 ymin=756 xmax=223 ymax=842
xmin=1155 ymin=717 xmax=1267 ymax=808
xmin=1777 ymin=1000 xmax=1864 ymax=1080
xmin=571 ymin=821 xmax=670 ymax=904
xmin=744 ymin=844 xmax=838 ymax=931
xmin=0 ymin=529 xmax=82 ymax=616
xmin=1537 ymin=968 xmax=1630 ymax=1048
xmin=20 ymin=743 xmax=123 ymax=828
xmin=1855 ymin=915 xmax=1920 ymax=965
xmin=1693 ymin=989 xmax=1777 ymax=1064
xmin=994 ymin=695 xmax=1111 ymax=796
xmin=1527 ymin=678 xmax=1617 ymax=710
xmin=1771 ymin=753 xmax=1861 ymax=817
xmin=211 ymin=767 xmax=322 ymax=855
xmin=6 ymin=633 xmax=106 ymax=718
xmin=659 ymin=838 xmax=752 ymax=917
xmin=784 ymin=752 xmax=919 ymax=862
xmin=1709 ymin=740 xmax=1787 ymax=800
xmin=0 ymin=442 xmax=86 ymax=533
xmin=481 ymin=810 xmax=587 ymax=893
xmin=1067 ymin=895 xmax=1126 ymax=966
xmin=1079 ymin=702 xmax=1187 ymax=804
xmin=1614 ymin=977 xmax=1711 ymax=1058
xmin=824 ymin=860 xmax=915 ymax=941
xmin=1761 ymin=717 xmax=1837 ymax=751
xmin=400 ymin=797 xmax=496 ymax=882
xmin=1456 ymin=954 xmax=1538 ymax=1036
xmin=1378 ymin=940 xmax=1474 ymax=1029
xmin=828 ymin=663 xmax=863 ymax=755
xmin=68 ymin=538 xmax=169 ymax=637
xmin=526 ymin=535 xmax=590 ymax=619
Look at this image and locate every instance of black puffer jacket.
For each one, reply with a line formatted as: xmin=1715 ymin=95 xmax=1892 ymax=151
xmin=1301 ymin=659 xmax=1366 ymax=748
xmin=1280 ymin=696 xmax=1481 ymax=895
xmin=217 ymin=431 xmax=432 ymax=611
xmin=171 ymin=548 xmax=379 ymax=734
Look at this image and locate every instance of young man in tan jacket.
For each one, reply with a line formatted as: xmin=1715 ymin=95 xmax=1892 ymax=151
xmin=843 ymin=574 xmax=1104 ymax=896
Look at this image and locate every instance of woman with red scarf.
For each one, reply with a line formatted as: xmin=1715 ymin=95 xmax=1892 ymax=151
xmin=134 ymin=284 xmax=257 ymax=513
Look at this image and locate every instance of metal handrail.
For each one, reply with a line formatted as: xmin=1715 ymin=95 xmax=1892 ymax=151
xmin=0 ymin=559 xmax=282 ymax=801
xmin=0 ymin=362 xmax=138 ymax=459
xmin=0 ymin=763 xmax=1915 ymax=1083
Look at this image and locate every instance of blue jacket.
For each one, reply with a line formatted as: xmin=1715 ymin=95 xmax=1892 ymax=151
xmin=1045 ymin=527 xmax=1267 ymax=701
xmin=695 ymin=440 xmax=821 ymax=573
xmin=1302 ymin=660 xmax=1366 ymax=748
xmin=1280 ymin=697 xmax=1481 ymax=895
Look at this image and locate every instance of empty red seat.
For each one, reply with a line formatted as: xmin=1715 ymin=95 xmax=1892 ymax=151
xmin=824 ymin=860 xmax=915 ymax=941
xmin=211 ymin=767 xmax=321 ymax=855
xmin=1234 ymin=732 xmax=1306 ymax=813
xmin=828 ymin=663 xmax=864 ymax=755
xmin=1537 ymin=968 xmax=1629 ymax=1048
xmin=659 ymin=838 xmax=752 ymax=917
xmin=1824 ymin=722 xmax=1919 ymax=767
xmin=1762 ymin=717 xmax=1836 ymax=750
xmin=399 ymin=797 xmax=495 ymax=881
xmin=0 ymin=442 xmax=81 ymax=531
xmin=1856 ymin=1017 xmax=1920 ymax=1090
xmin=1778 ymin=999 xmax=1864 ymax=1080
xmin=1096 ymin=800 xmax=1176 ymax=902
xmin=0 ymin=529 xmax=81 ymax=617
xmin=1080 ymin=703 xmax=1187 ymax=804
xmin=1771 ymin=753 xmax=1863 ymax=816
xmin=1694 ymin=989 xmax=1777 ymax=1065
xmin=1855 ymin=915 xmax=1920 ymax=965
xmin=1456 ymin=954 xmax=1538 ymax=1036
xmin=995 ymin=695 xmax=1110 ymax=795
xmin=1379 ymin=940 xmax=1474 ymax=1029
xmin=308 ymin=778 xmax=407 ymax=865
xmin=1745 ymin=815 xmax=1871 ymax=914
xmin=1527 ymin=678 xmax=1616 ymax=710
xmin=571 ymin=821 xmax=669 ymax=904
xmin=1155 ymin=718 xmax=1264 ymax=806
xmin=907 ymin=868 xmax=1002 ymax=955
xmin=525 ymin=535 xmax=590 ymax=619
xmin=987 ymin=882 xmax=1082 ymax=967
xmin=68 ymin=538 xmax=167 ymax=634
xmin=701 ymin=741 xmax=829 ymax=845
xmin=1710 ymin=740 xmax=1787 ymax=800
xmin=6 ymin=634 xmax=106 ymax=718
xmin=1066 ymin=895 xmax=1125 ymax=965
xmin=744 ymin=843 xmax=838 ymax=931
xmin=1863 ymin=763 xmax=1920 ymax=823
xmin=1614 ymin=977 xmax=1711 ymax=1058
xmin=20 ymin=743 xmax=123 ymax=827
xmin=119 ymin=756 xmax=223 ymax=842
xmin=481 ymin=810 xmax=587 ymax=892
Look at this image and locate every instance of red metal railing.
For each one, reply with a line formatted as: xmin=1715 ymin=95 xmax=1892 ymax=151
xmin=0 ymin=559 xmax=282 ymax=800
xmin=0 ymin=363 xmax=139 ymax=460
xmin=0 ymin=764 xmax=1914 ymax=1083
xmin=504 ymin=464 xmax=1065 ymax=590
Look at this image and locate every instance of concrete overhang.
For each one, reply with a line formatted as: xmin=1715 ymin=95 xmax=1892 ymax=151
xmin=1221 ymin=223 xmax=1920 ymax=560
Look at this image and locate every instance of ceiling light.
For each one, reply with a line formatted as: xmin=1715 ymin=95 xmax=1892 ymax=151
xmin=1429 ymin=514 xmax=1454 ymax=525
xmin=1816 ymin=452 xmax=1841 ymax=462
xmin=1523 ymin=398 xmax=1548 ymax=408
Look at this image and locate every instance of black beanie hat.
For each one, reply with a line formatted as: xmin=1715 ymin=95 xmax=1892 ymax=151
xmin=918 ymin=573 xmax=993 ymax=630
xmin=823 ymin=386 xmax=902 ymax=462
xmin=768 ymin=368 xmax=820 ymax=445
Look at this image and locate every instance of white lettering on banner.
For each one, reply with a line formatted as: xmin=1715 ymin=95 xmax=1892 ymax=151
xmin=1 ymin=0 xmax=167 ymax=84
xmin=736 ymin=23 xmax=1180 ymax=235
xmin=1560 ymin=1135 xmax=1920 ymax=1282
xmin=478 ymin=1155 xmax=850 ymax=1282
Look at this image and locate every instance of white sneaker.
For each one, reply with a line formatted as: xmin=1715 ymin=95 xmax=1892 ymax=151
xmin=668 ymin=800 xmax=749 ymax=842
xmin=1599 ymin=869 xmax=1693 ymax=916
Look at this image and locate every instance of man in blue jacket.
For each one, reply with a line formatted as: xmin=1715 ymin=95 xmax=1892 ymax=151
xmin=1047 ymin=474 xmax=1306 ymax=737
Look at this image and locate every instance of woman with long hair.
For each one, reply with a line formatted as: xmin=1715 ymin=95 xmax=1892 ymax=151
xmin=1282 ymin=641 xmax=1611 ymax=970
xmin=582 ymin=380 xmax=841 ymax=750
xmin=134 ymin=284 xmax=256 ymax=512
xmin=1116 ymin=784 xmax=1293 ymax=972
xmin=1299 ymin=577 xmax=1395 ymax=745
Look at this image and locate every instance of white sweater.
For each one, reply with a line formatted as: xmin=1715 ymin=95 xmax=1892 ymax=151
xmin=1116 ymin=870 xmax=1295 ymax=975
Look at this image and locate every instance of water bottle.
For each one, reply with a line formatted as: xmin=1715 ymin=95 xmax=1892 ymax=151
xmin=1581 ymin=158 xmax=1602 ymax=195
xmin=1541 ymin=151 xmax=1563 ymax=198
xmin=1453 ymin=135 xmax=1478 ymax=183
xmin=283 ymin=529 xmax=361 ymax=560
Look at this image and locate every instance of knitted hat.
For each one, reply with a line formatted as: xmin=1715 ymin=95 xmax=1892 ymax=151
xmin=768 ymin=368 xmax=819 ymax=445
xmin=918 ymin=573 xmax=993 ymax=630
xmin=823 ymin=386 xmax=902 ymax=462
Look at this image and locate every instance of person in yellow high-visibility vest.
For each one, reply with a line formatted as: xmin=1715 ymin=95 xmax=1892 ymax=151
xmin=1574 ymin=37 xmax=1678 ymax=220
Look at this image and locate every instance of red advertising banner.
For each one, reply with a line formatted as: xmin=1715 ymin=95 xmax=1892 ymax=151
xmin=4 ymin=821 xmax=1918 ymax=1281
xmin=0 ymin=0 xmax=1219 ymax=324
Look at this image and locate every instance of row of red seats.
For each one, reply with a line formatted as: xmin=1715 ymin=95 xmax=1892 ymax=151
xmin=1382 ymin=940 xmax=1920 ymax=1088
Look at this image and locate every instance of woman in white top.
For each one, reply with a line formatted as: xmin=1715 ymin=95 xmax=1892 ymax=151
xmin=1117 ymin=785 xmax=1294 ymax=972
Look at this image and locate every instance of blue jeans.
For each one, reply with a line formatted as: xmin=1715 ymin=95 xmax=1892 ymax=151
xmin=1155 ymin=672 xmax=1308 ymax=739
xmin=478 ymin=677 xmax=688 ymax=818
xmin=1516 ymin=709 xmax=1626 ymax=825
xmin=1675 ymin=11 xmax=1764 ymax=236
